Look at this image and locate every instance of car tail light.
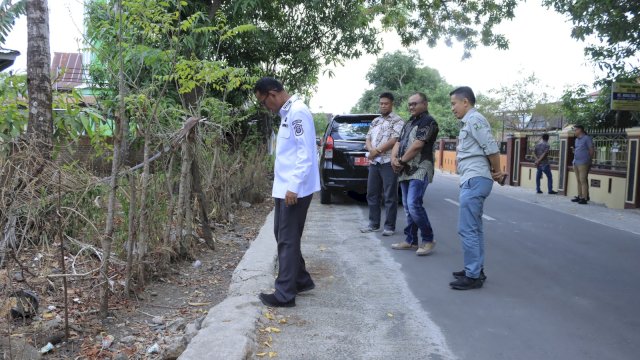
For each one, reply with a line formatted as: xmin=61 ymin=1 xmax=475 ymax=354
xmin=324 ymin=136 xmax=334 ymax=159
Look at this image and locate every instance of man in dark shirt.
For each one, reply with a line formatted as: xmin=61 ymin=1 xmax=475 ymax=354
xmin=533 ymin=134 xmax=557 ymax=194
xmin=390 ymin=93 xmax=439 ymax=256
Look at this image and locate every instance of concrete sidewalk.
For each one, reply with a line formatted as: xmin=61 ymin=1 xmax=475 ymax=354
xmin=180 ymin=170 xmax=640 ymax=359
xmin=180 ymin=199 xmax=456 ymax=360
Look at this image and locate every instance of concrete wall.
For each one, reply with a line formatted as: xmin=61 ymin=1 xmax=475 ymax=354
xmin=518 ymin=164 xmax=560 ymax=192
xmin=565 ymin=171 xmax=627 ymax=209
xmin=518 ymin=163 xmax=626 ymax=209
xmin=440 ymin=151 xmax=457 ymax=174
xmin=436 ymin=151 xmax=506 ymax=175
xmin=500 ymin=154 xmax=508 ymax=174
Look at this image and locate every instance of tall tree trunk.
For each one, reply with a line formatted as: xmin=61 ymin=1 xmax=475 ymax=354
xmin=124 ymin=173 xmax=137 ymax=297
xmin=191 ymin=158 xmax=214 ymax=250
xmin=209 ymin=0 xmax=222 ymax=20
xmin=136 ymin=132 xmax=150 ymax=286
xmin=175 ymin=141 xmax=193 ymax=255
xmin=26 ymin=0 xmax=53 ymax=158
xmin=163 ymin=154 xmax=176 ymax=249
xmin=100 ymin=0 xmax=128 ymax=317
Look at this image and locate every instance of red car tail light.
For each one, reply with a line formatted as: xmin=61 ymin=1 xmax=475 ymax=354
xmin=324 ymin=136 xmax=334 ymax=159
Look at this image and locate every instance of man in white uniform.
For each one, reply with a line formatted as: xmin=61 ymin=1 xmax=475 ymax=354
xmin=254 ymin=77 xmax=320 ymax=307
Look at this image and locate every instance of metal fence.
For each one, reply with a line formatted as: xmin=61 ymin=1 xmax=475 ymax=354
xmin=588 ymin=128 xmax=628 ymax=172
xmin=525 ymin=133 xmax=560 ymax=164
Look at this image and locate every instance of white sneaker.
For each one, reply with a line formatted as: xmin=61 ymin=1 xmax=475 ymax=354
xmin=382 ymin=229 xmax=395 ymax=236
xmin=416 ymin=241 xmax=436 ymax=256
xmin=360 ymin=225 xmax=380 ymax=233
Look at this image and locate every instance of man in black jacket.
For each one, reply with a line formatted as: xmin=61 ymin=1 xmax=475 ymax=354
xmin=390 ymin=93 xmax=439 ymax=256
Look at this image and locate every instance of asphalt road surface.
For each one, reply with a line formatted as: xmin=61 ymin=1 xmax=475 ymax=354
xmin=375 ymin=174 xmax=640 ymax=360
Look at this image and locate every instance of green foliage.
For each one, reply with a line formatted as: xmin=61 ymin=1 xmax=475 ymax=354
xmin=489 ymin=72 xmax=549 ymax=130
xmin=86 ymin=0 xmax=254 ymax=128
xmin=0 ymin=73 xmax=110 ymax=155
xmin=220 ymin=0 xmax=382 ymax=94
xmin=543 ymin=0 xmax=640 ymax=78
xmin=0 ymin=0 xmax=25 ymax=45
xmin=476 ymin=93 xmax=503 ymax=133
xmin=559 ymin=85 xmax=609 ymax=128
xmin=559 ymin=84 xmax=639 ymax=129
xmin=351 ymin=51 xmax=460 ymax=137
xmin=312 ymin=113 xmax=329 ymax=136
xmin=373 ymin=0 xmax=518 ymax=59
xmin=0 ymin=73 xmax=27 ymax=146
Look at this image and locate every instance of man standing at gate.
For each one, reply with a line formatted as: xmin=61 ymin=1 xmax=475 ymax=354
xmin=534 ymin=134 xmax=558 ymax=195
xmin=361 ymin=92 xmax=405 ymax=236
xmin=449 ymin=86 xmax=506 ymax=290
xmin=254 ymin=77 xmax=320 ymax=307
xmin=390 ymin=92 xmax=439 ymax=256
xmin=571 ymin=125 xmax=594 ymax=204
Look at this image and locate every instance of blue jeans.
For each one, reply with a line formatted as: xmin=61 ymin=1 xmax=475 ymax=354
xmin=536 ymin=164 xmax=553 ymax=193
xmin=458 ymin=176 xmax=493 ymax=279
xmin=400 ymin=177 xmax=434 ymax=246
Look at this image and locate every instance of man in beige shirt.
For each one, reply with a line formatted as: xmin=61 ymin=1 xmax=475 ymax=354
xmin=361 ymin=92 xmax=405 ymax=236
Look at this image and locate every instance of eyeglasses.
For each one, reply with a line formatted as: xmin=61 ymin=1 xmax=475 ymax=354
xmin=408 ymin=101 xmax=424 ymax=107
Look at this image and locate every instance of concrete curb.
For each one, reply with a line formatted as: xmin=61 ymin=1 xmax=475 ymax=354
xmin=179 ymin=210 xmax=276 ymax=360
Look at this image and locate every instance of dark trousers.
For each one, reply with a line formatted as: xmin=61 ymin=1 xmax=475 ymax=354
xmin=536 ymin=164 xmax=553 ymax=192
xmin=366 ymin=162 xmax=399 ymax=231
xmin=273 ymin=195 xmax=314 ymax=302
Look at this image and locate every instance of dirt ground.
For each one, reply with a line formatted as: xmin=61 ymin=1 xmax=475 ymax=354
xmin=1 ymin=196 xmax=274 ymax=359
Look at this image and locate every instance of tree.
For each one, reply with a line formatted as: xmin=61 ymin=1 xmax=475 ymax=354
xmin=543 ymin=0 xmax=640 ymax=78
xmin=489 ymin=72 xmax=549 ymax=131
xmin=365 ymin=50 xmax=421 ymax=90
xmin=88 ymin=0 xmax=522 ymax=98
xmin=559 ymin=84 xmax=639 ymax=129
xmin=0 ymin=0 xmax=25 ymax=45
xmin=352 ymin=51 xmax=460 ymax=137
xmin=26 ymin=0 xmax=53 ymax=158
xmin=374 ymin=0 xmax=518 ymax=59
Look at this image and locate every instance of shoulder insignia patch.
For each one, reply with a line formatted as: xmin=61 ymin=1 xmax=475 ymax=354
xmin=292 ymin=119 xmax=304 ymax=136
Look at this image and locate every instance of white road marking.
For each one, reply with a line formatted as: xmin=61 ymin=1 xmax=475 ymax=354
xmin=444 ymin=198 xmax=496 ymax=221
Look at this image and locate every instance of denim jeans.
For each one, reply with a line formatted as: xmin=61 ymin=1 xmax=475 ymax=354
xmin=366 ymin=162 xmax=399 ymax=231
xmin=536 ymin=164 xmax=553 ymax=193
xmin=400 ymin=176 xmax=434 ymax=246
xmin=458 ymin=176 xmax=493 ymax=279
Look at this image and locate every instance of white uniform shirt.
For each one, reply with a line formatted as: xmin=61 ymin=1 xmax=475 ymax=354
xmin=272 ymin=95 xmax=321 ymax=199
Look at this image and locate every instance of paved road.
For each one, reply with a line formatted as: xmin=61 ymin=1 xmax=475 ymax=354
xmin=379 ymin=174 xmax=640 ymax=360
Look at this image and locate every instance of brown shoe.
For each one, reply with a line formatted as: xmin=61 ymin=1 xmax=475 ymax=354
xmin=391 ymin=242 xmax=417 ymax=250
xmin=416 ymin=241 xmax=436 ymax=256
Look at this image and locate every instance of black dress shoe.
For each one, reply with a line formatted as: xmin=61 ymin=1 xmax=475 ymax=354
xmin=259 ymin=293 xmax=295 ymax=307
xmin=578 ymin=199 xmax=588 ymax=204
xmin=571 ymin=196 xmax=581 ymax=202
xmin=452 ymin=269 xmax=487 ymax=281
xmin=549 ymin=190 xmax=558 ymax=195
xmin=449 ymin=276 xmax=483 ymax=290
xmin=536 ymin=190 xmax=543 ymax=194
xmin=297 ymin=282 xmax=315 ymax=293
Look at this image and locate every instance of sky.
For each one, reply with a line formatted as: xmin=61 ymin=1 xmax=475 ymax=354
xmin=5 ymin=0 xmax=600 ymax=114
xmin=5 ymin=0 xmax=85 ymax=71
xmin=309 ymin=0 xmax=602 ymax=114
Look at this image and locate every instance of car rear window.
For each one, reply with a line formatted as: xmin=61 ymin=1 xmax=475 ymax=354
xmin=331 ymin=118 xmax=373 ymax=141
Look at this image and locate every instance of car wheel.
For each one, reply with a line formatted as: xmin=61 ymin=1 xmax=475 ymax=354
xmin=320 ymin=188 xmax=332 ymax=204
